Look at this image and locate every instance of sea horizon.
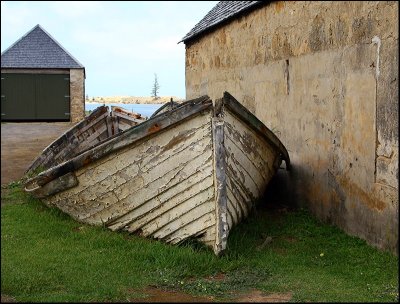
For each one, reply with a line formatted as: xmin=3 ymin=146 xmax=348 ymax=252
xmin=85 ymin=102 xmax=162 ymax=118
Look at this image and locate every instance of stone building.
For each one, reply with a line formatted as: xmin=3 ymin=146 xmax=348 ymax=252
xmin=1 ymin=24 xmax=85 ymax=123
xmin=181 ymin=1 xmax=398 ymax=253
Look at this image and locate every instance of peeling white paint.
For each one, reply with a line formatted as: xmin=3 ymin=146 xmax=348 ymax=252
xmin=372 ymin=36 xmax=381 ymax=79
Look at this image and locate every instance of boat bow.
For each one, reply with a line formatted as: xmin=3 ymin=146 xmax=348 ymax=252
xmin=24 ymin=92 xmax=290 ymax=256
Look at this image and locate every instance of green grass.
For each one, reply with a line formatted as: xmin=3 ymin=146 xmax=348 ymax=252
xmin=1 ymin=182 xmax=398 ymax=302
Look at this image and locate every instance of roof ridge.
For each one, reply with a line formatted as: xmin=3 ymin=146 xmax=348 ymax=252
xmin=1 ymin=24 xmax=40 ymax=57
xmin=1 ymin=24 xmax=84 ymax=69
xmin=35 ymin=24 xmax=84 ymax=68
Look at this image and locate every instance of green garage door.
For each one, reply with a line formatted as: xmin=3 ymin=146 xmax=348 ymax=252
xmin=1 ymin=73 xmax=70 ymax=121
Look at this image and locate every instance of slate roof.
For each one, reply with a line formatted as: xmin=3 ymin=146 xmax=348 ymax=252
xmin=1 ymin=24 xmax=84 ymax=69
xmin=180 ymin=1 xmax=266 ymax=43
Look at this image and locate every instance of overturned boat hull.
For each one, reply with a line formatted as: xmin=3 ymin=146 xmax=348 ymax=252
xmin=24 ymin=92 xmax=290 ymax=255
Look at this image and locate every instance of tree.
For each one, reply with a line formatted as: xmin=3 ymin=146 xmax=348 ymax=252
xmin=151 ymin=73 xmax=160 ymax=99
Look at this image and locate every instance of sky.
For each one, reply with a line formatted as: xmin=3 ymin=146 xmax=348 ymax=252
xmin=1 ymin=1 xmax=219 ymax=98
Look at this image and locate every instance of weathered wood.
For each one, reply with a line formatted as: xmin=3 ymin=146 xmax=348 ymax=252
xmin=223 ymin=107 xmax=282 ymax=228
xmin=112 ymin=111 xmax=146 ymax=124
xmin=25 ymin=96 xmax=212 ymax=188
xmin=150 ymin=100 xmax=181 ymax=118
xmin=117 ymin=122 xmax=133 ymax=131
xmin=111 ymin=106 xmax=144 ymax=119
xmin=83 ymin=132 xmax=213 ymax=225
xmin=212 ymin=117 xmax=228 ymax=255
xmin=24 ymin=172 xmax=78 ymax=199
xmin=106 ymin=115 xmax=113 ymax=138
xmin=109 ymin=166 xmax=214 ymax=232
xmin=26 ymin=106 xmax=110 ymax=174
xmin=223 ymin=91 xmax=291 ymax=170
xmin=24 ymin=92 xmax=290 ymax=256
xmin=75 ymin=111 xmax=109 ymax=137
xmin=112 ymin=114 xmax=118 ymax=136
xmin=32 ymin=115 xmax=212 ymax=219
xmin=78 ymin=124 xmax=108 ymax=150
xmin=44 ymin=108 xmax=216 ymax=250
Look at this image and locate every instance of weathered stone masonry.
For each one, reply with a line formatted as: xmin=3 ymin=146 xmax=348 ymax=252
xmin=70 ymin=68 xmax=85 ymax=123
xmin=185 ymin=1 xmax=398 ymax=253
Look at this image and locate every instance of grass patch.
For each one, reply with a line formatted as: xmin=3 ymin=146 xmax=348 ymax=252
xmin=1 ymin=181 xmax=30 ymax=206
xmin=1 ymin=183 xmax=398 ymax=302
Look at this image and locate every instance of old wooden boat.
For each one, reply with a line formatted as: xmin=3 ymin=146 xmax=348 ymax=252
xmin=24 ymin=92 xmax=290 ymax=255
xmin=150 ymin=99 xmax=180 ymax=118
xmin=26 ymin=105 xmax=147 ymax=176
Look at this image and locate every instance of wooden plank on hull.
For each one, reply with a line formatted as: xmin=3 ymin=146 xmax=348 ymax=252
xmin=86 ymin=141 xmax=213 ymax=225
xmin=222 ymin=91 xmax=290 ymax=170
xmin=166 ymin=212 xmax=216 ymax=244
xmin=106 ymin=116 xmax=113 ymax=138
xmin=112 ymin=111 xmax=146 ymax=124
xmin=212 ymin=117 xmax=228 ymax=256
xmin=110 ymin=168 xmax=214 ymax=232
xmin=141 ymin=189 xmax=215 ymax=241
xmin=76 ymin=114 xmax=109 ymax=138
xmin=56 ymin=115 xmax=214 ymax=225
xmin=226 ymin=169 xmax=252 ymax=217
xmin=27 ymin=96 xmax=213 ymax=190
xmin=226 ymin=186 xmax=242 ymax=223
xmin=47 ymin=114 xmax=213 ymax=205
xmin=25 ymin=106 xmax=110 ymax=174
xmin=151 ymin=199 xmax=215 ymax=240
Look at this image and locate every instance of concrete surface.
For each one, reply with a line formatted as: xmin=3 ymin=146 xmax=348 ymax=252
xmin=1 ymin=122 xmax=73 ymax=185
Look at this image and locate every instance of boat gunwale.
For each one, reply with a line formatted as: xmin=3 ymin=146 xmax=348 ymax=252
xmin=150 ymin=100 xmax=181 ymax=118
xmin=24 ymin=95 xmax=213 ymax=191
xmin=220 ymin=91 xmax=291 ymax=170
xmin=25 ymin=106 xmax=110 ymax=175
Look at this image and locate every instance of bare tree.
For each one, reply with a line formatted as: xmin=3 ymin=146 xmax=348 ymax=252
xmin=151 ymin=73 xmax=160 ymax=99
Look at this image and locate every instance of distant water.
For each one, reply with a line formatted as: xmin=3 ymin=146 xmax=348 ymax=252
xmin=85 ymin=103 xmax=162 ymax=118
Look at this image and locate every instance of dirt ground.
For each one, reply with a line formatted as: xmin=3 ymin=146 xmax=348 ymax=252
xmin=1 ymin=289 xmax=292 ymax=303
xmin=128 ymin=287 xmax=292 ymax=302
xmin=1 ymin=122 xmax=73 ymax=185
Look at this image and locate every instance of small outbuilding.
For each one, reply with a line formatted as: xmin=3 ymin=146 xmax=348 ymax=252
xmin=1 ymin=24 xmax=85 ymax=123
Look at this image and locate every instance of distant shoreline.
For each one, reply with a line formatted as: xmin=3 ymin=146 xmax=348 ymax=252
xmin=85 ymin=96 xmax=184 ymax=105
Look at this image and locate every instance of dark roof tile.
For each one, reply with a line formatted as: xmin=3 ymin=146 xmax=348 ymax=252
xmin=1 ymin=24 xmax=84 ymax=69
xmin=180 ymin=1 xmax=266 ymax=43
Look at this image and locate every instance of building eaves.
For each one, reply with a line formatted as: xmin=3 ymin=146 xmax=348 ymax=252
xmin=180 ymin=1 xmax=267 ymax=44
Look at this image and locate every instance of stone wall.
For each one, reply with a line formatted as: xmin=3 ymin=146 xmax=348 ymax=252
xmin=70 ymin=68 xmax=85 ymax=123
xmin=184 ymin=1 xmax=398 ymax=253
